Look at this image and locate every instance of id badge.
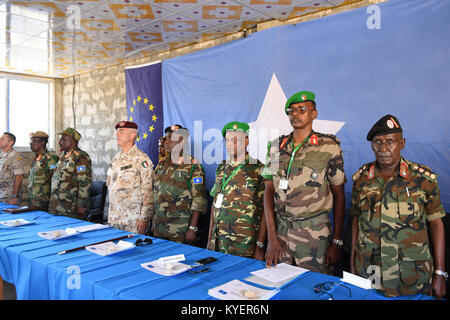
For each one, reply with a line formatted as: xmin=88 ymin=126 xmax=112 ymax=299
xmin=279 ymin=179 xmax=289 ymax=190
xmin=214 ymin=193 xmax=224 ymax=209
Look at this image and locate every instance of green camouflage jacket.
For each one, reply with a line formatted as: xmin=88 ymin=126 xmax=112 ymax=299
xmin=262 ymin=131 xmax=346 ymax=220
xmin=209 ymin=155 xmax=265 ymax=257
xmin=152 ymin=154 xmax=207 ymax=242
xmin=49 ymin=147 xmax=92 ymax=218
xmin=351 ymin=157 xmax=446 ymax=297
xmin=27 ymin=149 xmax=59 ymax=209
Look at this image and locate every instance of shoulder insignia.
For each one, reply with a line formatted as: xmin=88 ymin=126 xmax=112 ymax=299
xmin=352 ymin=164 xmax=369 ymax=182
xmin=399 ymin=160 xmax=409 ymax=179
xmin=410 ymin=162 xmax=437 ymax=182
xmin=367 ymin=164 xmax=375 ymax=180
xmin=74 ymin=150 xmax=80 ymax=156
xmin=279 ymin=136 xmax=289 ymax=150
xmin=141 ymin=160 xmax=149 ymax=168
xmin=310 ymin=134 xmax=318 ymax=145
xmin=192 ymin=176 xmax=203 ymax=184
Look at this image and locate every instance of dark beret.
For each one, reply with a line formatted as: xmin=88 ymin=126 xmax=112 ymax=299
xmin=164 ymin=124 xmax=184 ymax=134
xmin=115 ymin=121 xmax=138 ymax=130
xmin=367 ymin=114 xmax=402 ymax=141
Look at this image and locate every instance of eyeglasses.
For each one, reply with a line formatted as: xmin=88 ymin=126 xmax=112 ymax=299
xmin=313 ymin=281 xmax=352 ymax=300
xmin=286 ymin=106 xmax=314 ymax=115
xmin=135 ymin=238 xmax=153 ymax=246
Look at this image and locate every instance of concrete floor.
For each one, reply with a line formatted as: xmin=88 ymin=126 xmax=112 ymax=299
xmin=2 ymin=280 xmax=17 ymax=300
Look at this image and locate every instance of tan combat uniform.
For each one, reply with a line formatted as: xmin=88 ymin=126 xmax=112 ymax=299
xmin=107 ymin=144 xmax=154 ymax=233
xmin=0 ymin=149 xmax=25 ymax=203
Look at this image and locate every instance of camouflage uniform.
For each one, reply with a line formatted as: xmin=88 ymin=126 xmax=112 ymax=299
xmin=49 ymin=147 xmax=92 ymax=219
xmin=153 ymin=155 xmax=207 ymax=243
xmin=351 ymin=157 xmax=446 ymax=297
xmin=107 ymin=144 xmax=154 ymax=233
xmin=27 ymin=150 xmax=59 ymax=211
xmin=262 ymin=131 xmax=346 ymax=273
xmin=0 ymin=149 xmax=25 ymax=203
xmin=209 ymin=155 xmax=265 ymax=258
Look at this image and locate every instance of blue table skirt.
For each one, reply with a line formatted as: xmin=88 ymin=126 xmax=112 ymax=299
xmin=0 ymin=203 xmax=434 ymax=300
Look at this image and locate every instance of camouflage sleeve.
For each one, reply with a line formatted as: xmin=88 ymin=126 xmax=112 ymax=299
xmin=350 ymin=178 xmax=362 ymax=217
xmin=256 ymin=164 xmax=265 ymax=213
xmin=48 ymin=154 xmax=59 ymax=173
xmin=190 ymin=164 xmax=207 ymax=214
xmin=327 ymin=144 xmax=347 ymax=186
xmin=12 ymin=153 xmax=25 ymax=175
xmin=76 ymin=153 xmax=92 ymax=211
xmin=424 ymin=178 xmax=446 ymax=222
xmin=138 ymin=157 xmax=154 ymax=222
xmin=210 ymin=164 xmax=223 ymax=198
xmin=261 ymin=139 xmax=278 ymax=180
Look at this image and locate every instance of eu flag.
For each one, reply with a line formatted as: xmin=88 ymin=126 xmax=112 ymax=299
xmin=125 ymin=62 xmax=163 ymax=166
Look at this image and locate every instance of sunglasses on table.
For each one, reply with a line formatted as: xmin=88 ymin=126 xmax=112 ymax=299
xmin=313 ymin=281 xmax=352 ymax=300
xmin=135 ymin=238 xmax=153 ymax=246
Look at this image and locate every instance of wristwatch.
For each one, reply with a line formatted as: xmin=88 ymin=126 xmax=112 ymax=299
xmin=434 ymin=269 xmax=448 ymax=281
xmin=189 ymin=225 xmax=198 ymax=232
xmin=332 ymin=239 xmax=344 ymax=246
xmin=256 ymin=241 xmax=265 ymax=249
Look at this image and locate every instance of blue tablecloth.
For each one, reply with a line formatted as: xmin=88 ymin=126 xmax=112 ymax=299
xmin=0 ymin=202 xmax=434 ymax=300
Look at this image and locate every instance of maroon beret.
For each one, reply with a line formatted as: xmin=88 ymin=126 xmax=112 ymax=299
xmin=115 ymin=121 xmax=138 ymax=130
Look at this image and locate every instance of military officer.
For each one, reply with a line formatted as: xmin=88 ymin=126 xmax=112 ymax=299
xmin=350 ymin=114 xmax=446 ymax=299
xmin=49 ymin=128 xmax=92 ymax=220
xmin=27 ymin=131 xmax=59 ymax=211
xmin=0 ymin=132 xmax=24 ymax=205
xmin=107 ymin=121 xmax=154 ymax=234
xmin=207 ymin=121 xmax=266 ymax=260
xmin=262 ymin=91 xmax=346 ymax=274
xmin=152 ymin=125 xmax=208 ymax=245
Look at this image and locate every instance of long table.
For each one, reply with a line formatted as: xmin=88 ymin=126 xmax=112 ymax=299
xmin=0 ymin=202 xmax=434 ymax=300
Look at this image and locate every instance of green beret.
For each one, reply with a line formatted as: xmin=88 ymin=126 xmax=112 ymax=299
xmin=285 ymin=91 xmax=315 ymax=115
xmin=367 ymin=114 xmax=403 ymax=141
xmin=222 ymin=121 xmax=250 ymax=137
xmin=58 ymin=127 xmax=81 ymax=141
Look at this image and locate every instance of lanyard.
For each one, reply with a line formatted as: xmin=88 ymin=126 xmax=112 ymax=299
xmin=286 ymin=134 xmax=311 ymax=178
xmin=221 ymin=160 xmax=247 ymax=191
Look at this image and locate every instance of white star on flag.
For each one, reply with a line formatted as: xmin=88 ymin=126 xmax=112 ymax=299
xmin=248 ymin=73 xmax=345 ymax=162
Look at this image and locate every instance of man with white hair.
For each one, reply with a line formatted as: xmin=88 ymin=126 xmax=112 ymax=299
xmin=0 ymin=132 xmax=24 ymax=205
xmin=107 ymin=121 xmax=154 ymax=234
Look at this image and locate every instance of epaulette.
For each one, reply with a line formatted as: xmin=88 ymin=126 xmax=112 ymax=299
xmin=352 ymin=163 xmax=371 ymax=182
xmin=410 ymin=162 xmax=437 ymax=183
xmin=317 ymin=132 xmax=340 ymax=145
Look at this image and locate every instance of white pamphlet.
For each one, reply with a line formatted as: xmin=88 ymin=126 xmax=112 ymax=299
xmin=141 ymin=259 xmax=192 ymax=276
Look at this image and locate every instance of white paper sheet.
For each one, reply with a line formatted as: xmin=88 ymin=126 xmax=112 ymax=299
xmin=249 ymin=263 xmax=308 ymax=285
xmin=208 ymin=280 xmax=279 ymax=300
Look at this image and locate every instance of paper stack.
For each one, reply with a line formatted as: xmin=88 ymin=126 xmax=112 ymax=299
xmin=245 ymin=263 xmax=309 ymax=288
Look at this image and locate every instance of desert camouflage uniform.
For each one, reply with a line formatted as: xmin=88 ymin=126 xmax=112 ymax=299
xmin=209 ymin=155 xmax=265 ymax=258
xmin=27 ymin=150 xmax=59 ymax=211
xmin=49 ymin=147 xmax=92 ymax=219
xmin=153 ymin=155 xmax=207 ymax=243
xmin=262 ymin=131 xmax=346 ymax=273
xmin=107 ymin=144 xmax=154 ymax=233
xmin=0 ymin=149 xmax=25 ymax=202
xmin=351 ymin=157 xmax=446 ymax=297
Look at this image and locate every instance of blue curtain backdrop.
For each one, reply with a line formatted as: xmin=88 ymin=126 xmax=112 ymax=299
xmin=125 ymin=62 xmax=164 ymax=167
xmin=162 ymin=0 xmax=450 ymax=211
